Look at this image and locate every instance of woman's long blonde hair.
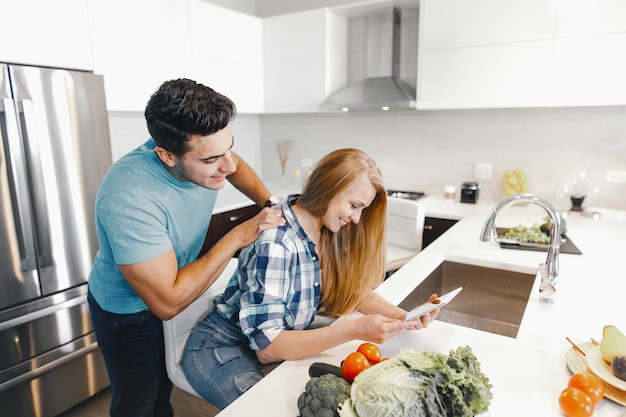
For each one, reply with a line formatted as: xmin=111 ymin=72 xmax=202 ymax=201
xmin=297 ymin=148 xmax=387 ymax=318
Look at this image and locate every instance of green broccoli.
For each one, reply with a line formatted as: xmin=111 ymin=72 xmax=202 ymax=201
xmin=297 ymin=373 xmax=351 ymax=417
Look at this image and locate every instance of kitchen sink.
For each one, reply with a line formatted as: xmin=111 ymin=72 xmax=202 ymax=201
xmin=398 ymin=261 xmax=536 ymax=338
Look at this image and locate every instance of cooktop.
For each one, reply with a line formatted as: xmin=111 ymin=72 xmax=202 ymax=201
xmin=387 ymin=190 xmax=427 ymax=200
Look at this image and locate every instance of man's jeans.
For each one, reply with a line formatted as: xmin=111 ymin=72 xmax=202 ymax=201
xmin=88 ymin=291 xmax=173 ymax=417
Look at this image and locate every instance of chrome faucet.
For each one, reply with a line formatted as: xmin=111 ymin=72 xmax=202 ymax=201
xmin=479 ymin=193 xmax=561 ymax=303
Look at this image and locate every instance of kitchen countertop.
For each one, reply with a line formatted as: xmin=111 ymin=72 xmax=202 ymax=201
xmin=217 ymin=194 xmax=626 ymax=416
xmin=212 ymin=186 xmax=258 ymax=214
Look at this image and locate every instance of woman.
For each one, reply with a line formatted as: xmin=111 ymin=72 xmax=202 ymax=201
xmin=182 ymin=148 xmax=438 ymax=408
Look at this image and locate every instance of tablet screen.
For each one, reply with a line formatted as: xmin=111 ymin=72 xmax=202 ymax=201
xmin=405 ymin=287 xmax=463 ymax=321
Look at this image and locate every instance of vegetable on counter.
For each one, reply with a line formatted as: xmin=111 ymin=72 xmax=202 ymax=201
xmin=341 ymin=352 xmax=371 ymax=383
xmin=297 ymin=373 xmax=351 ymax=417
xmin=309 ymin=362 xmax=343 ymax=379
xmin=356 ymin=343 xmax=383 ymax=365
xmin=499 ymin=215 xmax=568 ymax=245
xmin=337 ymin=346 xmax=492 ymax=417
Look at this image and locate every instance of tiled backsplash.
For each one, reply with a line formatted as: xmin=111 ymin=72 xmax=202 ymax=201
xmin=108 ymin=106 xmax=626 ymax=211
xmin=258 ymin=107 xmax=626 ymax=211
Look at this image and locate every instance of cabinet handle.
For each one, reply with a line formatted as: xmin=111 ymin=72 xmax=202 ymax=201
xmin=229 ymin=215 xmax=242 ymax=222
xmin=424 ymin=225 xmax=433 ymax=230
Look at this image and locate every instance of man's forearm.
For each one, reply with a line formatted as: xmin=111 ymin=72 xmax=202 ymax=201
xmin=228 ymin=152 xmax=273 ymax=206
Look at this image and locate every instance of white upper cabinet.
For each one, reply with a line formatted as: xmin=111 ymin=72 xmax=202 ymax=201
xmin=549 ymin=0 xmax=626 ymax=106
xmin=263 ymin=9 xmax=348 ymax=113
xmin=0 ymin=0 xmax=93 ymax=70
xmin=418 ymin=0 xmax=626 ymax=109
xmin=188 ymin=0 xmax=263 ymax=113
xmin=418 ymin=0 xmax=553 ymax=109
xmin=88 ymin=0 xmax=193 ymax=111
xmin=421 ymin=0 xmax=554 ymax=49
xmin=88 ymin=0 xmax=262 ymax=113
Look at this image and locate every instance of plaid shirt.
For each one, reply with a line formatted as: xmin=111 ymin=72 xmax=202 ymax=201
xmin=216 ymin=195 xmax=321 ymax=350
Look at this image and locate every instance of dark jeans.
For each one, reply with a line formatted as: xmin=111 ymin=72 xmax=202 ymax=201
xmin=88 ymin=291 xmax=173 ymax=417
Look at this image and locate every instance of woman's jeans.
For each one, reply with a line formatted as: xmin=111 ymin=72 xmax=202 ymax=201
xmin=88 ymin=291 xmax=173 ymax=417
xmin=182 ymin=310 xmax=264 ymax=409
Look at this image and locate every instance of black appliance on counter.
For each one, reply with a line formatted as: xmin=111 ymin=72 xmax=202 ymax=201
xmin=461 ymin=182 xmax=480 ymax=204
xmin=0 ymin=64 xmax=112 ymax=416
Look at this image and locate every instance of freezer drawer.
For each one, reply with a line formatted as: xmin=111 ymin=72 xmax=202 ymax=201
xmin=0 ymin=286 xmax=92 ymax=373
xmin=0 ymin=333 xmax=109 ymax=417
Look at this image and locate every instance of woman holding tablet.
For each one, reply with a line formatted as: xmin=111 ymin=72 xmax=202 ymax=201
xmin=182 ymin=148 xmax=440 ymax=408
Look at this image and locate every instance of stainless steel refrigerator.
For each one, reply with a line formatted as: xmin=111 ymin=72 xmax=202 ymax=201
xmin=0 ymin=64 xmax=112 ymax=416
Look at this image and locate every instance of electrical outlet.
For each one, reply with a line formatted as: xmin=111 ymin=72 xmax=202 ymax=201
xmin=301 ymin=158 xmax=313 ymax=168
xmin=606 ymin=170 xmax=626 ymax=183
xmin=475 ymin=163 xmax=493 ymax=180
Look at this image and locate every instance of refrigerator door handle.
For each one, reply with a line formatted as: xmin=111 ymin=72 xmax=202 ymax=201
xmin=0 ymin=98 xmax=38 ymax=272
xmin=18 ymin=99 xmax=53 ymax=268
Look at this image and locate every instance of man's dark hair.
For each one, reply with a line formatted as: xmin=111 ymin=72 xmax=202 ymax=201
xmin=144 ymin=79 xmax=236 ymax=157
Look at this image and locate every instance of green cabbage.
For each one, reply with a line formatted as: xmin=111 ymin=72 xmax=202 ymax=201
xmin=338 ymin=346 xmax=492 ymax=417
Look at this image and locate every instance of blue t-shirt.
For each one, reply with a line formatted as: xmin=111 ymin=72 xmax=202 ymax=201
xmin=88 ymin=139 xmax=217 ymax=314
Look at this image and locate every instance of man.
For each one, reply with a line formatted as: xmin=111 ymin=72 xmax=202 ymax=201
xmin=87 ymin=78 xmax=284 ymax=417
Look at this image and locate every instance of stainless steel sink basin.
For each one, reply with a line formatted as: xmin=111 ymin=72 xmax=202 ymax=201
xmin=398 ymin=261 xmax=536 ymax=338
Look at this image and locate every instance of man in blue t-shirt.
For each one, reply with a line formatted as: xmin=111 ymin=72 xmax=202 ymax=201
xmin=87 ymin=78 xmax=284 ymax=417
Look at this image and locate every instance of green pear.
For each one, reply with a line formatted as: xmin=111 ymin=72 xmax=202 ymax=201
xmin=600 ymin=325 xmax=626 ymax=363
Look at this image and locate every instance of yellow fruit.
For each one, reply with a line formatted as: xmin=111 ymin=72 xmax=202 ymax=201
xmin=600 ymin=325 xmax=626 ymax=363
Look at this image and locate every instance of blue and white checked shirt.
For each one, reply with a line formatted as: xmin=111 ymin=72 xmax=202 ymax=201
xmin=215 ymin=195 xmax=322 ymax=351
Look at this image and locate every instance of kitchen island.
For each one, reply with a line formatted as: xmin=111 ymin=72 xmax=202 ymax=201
xmin=216 ymin=195 xmax=626 ymax=416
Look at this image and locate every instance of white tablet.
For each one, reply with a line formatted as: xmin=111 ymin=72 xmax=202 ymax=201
xmin=405 ymin=287 xmax=463 ymax=321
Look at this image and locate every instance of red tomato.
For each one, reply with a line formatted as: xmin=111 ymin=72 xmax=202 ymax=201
xmin=341 ymin=352 xmax=371 ymax=383
xmin=357 ymin=343 xmax=383 ymax=364
xmin=559 ymin=387 xmax=594 ymax=417
xmin=568 ymin=373 xmax=605 ymax=404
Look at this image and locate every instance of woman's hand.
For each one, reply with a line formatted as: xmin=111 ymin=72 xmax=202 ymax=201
xmin=355 ymin=314 xmax=420 ymax=344
xmin=405 ymin=293 xmax=440 ymax=329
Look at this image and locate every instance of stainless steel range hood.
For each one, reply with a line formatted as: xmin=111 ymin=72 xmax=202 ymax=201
xmin=320 ymin=7 xmax=416 ymax=112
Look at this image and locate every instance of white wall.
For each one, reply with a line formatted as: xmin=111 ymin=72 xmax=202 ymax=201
xmin=107 ymin=112 xmax=263 ymax=191
xmin=259 ymin=107 xmax=626 ymax=211
xmin=107 ymin=106 xmax=626 ymax=211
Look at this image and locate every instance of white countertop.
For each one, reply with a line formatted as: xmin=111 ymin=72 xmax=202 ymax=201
xmin=217 ymin=195 xmax=626 ymax=416
xmin=212 ymin=187 xmax=257 ymax=214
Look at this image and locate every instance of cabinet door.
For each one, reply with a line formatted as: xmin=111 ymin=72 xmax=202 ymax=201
xmin=422 ymin=217 xmax=457 ymax=249
xmin=198 ymin=205 xmax=261 ymax=258
xmin=419 ymin=0 xmax=626 ymax=108
xmin=418 ymin=0 xmax=553 ymax=109
xmin=263 ymin=9 xmax=347 ymax=113
xmin=421 ymin=0 xmax=554 ymax=50
xmin=0 ymin=0 xmax=93 ymax=70
xmin=548 ymin=0 xmax=626 ymax=106
xmin=418 ymin=42 xmax=552 ymax=109
xmin=189 ymin=0 xmax=263 ymax=113
xmin=88 ymin=0 xmax=193 ymax=111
